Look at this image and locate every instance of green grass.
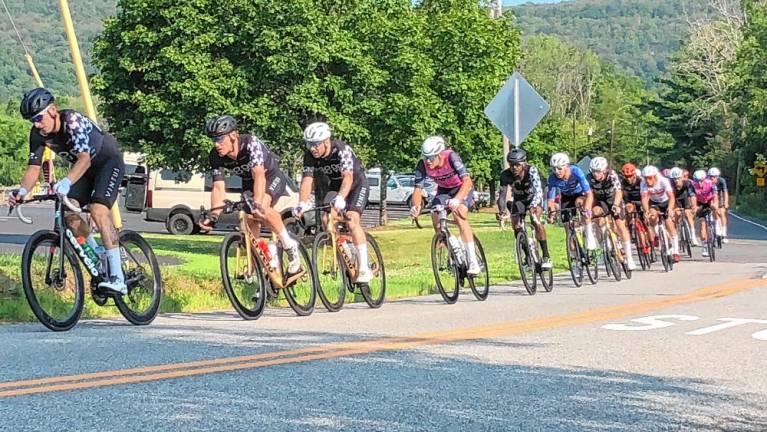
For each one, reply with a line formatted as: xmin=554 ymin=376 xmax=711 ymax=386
xmin=0 ymin=212 xmax=567 ymax=322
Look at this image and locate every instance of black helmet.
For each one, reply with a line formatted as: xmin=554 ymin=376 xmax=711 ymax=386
xmin=506 ymin=148 xmax=527 ymax=164
xmin=204 ymin=115 xmax=237 ymax=138
xmin=20 ymin=88 xmax=55 ymax=120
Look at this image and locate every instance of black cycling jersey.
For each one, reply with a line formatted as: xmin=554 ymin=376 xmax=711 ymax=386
xmin=587 ymin=169 xmax=622 ymax=203
xmin=302 ymin=139 xmax=364 ymax=191
xmin=498 ymin=165 xmax=543 ymax=208
xmin=620 ymin=175 xmax=642 ymax=203
xmin=674 ymin=180 xmax=695 ymax=200
xmin=208 ymin=134 xmax=280 ymax=183
xmin=28 ymin=110 xmax=118 ymax=166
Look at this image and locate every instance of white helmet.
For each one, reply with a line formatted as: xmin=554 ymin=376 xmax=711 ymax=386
xmin=550 ymin=152 xmax=570 ymax=168
xmin=421 ymin=136 xmax=445 ymax=158
xmin=669 ymin=167 xmax=683 ymax=179
xmin=693 ymin=169 xmax=707 ymax=181
xmin=641 ymin=165 xmax=659 ymax=178
xmin=303 ymin=122 xmax=332 ymax=143
xmin=708 ymin=167 xmax=721 ymax=177
xmin=589 ymin=156 xmax=608 ymax=173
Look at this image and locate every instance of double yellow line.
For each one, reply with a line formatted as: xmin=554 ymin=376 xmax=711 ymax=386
xmin=0 ymin=277 xmax=763 ymax=399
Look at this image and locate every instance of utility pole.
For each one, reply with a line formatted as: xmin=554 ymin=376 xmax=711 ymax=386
xmin=609 ymin=119 xmax=616 ymax=167
xmin=495 ymin=0 xmax=509 ymax=170
xmin=58 ymin=0 xmax=122 ymax=229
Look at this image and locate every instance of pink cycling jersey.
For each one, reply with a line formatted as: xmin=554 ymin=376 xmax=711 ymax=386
xmin=692 ymin=178 xmax=718 ymax=204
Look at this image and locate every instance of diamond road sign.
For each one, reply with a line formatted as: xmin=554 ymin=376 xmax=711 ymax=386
xmin=753 ymin=162 xmax=767 ymax=178
xmin=484 ymin=72 xmax=550 ymax=147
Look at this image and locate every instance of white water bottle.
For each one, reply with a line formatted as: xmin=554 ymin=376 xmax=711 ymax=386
xmin=448 ymin=235 xmax=465 ymax=264
xmin=341 ymin=240 xmax=356 ymax=266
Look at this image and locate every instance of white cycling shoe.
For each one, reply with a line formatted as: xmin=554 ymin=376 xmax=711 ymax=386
xmin=98 ymin=276 xmax=127 ymax=295
xmin=356 ymin=268 xmax=374 ymax=284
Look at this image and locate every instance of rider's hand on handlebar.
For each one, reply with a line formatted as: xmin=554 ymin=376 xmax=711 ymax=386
xmin=446 ymin=198 xmax=461 ymax=211
xmin=292 ymin=201 xmax=311 ymax=219
xmin=6 ymin=187 xmax=27 ymax=208
xmin=332 ymin=195 xmax=346 ymax=212
xmin=410 ymin=205 xmax=421 ymax=219
xmin=52 ymin=178 xmax=72 ymax=196
xmin=198 ymin=213 xmax=218 ymax=232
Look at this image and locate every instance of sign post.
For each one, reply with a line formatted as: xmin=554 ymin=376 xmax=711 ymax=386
xmin=754 ymin=161 xmax=767 ymax=187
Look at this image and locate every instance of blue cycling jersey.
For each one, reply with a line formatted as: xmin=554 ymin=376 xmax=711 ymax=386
xmin=547 ymin=165 xmax=591 ymax=200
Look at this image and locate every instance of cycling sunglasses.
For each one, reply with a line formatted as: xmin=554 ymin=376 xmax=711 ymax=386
xmin=30 ymin=107 xmax=49 ymax=123
xmin=423 ymin=154 xmax=440 ymax=163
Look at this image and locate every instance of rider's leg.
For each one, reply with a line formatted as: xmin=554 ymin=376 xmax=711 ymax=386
xmin=665 ymin=210 xmax=679 ymax=255
xmin=531 ymin=206 xmax=549 ymax=258
xmin=454 ymin=204 xmax=480 ymax=274
xmin=577 ymin=196 xmax=596 ymax=250
xmin=258 ymin=194 xmax=301 ymax=273
xmin=346 ymin=210 xmax=372 ymax=282
xmin=614 ymin=208 xmax=636 ymax=269
xmin=685 ymin=208 xmax=699 ymax=245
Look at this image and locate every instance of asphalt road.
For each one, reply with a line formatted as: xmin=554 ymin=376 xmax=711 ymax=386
xmin=0 ymin=214 xmax=766 ymax=431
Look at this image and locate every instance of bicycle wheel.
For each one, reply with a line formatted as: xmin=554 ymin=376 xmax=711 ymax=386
xmin=605 ymin=233 xmax=621 ymax=282
xmin=431 ymin=233 xmax=459 ymax=304
xmin=312 ymin=231 xmax=346 ymax=312
xmin=114 ymin=230 xmax=163 ymax=325
xmin=21 ymin=230 xmax=85 ymax=332
xmin=659 ymin=230 xmax=671 ymax=272
xmin=221 ymin=232 xmax=267 ymax=320
xmin=566 ymin=229 xmax=583 ymax=287
xmin=515 ymin=230 xmax=536 ymax=295
xmin=281 ymin=240 xmax=316 ymax=316
xmin=681 ymin=220 xmax=693 ymax=258
xmin=468 ymin=235 xmax=489 ymax=301
xmin=358 ymin=233 xmax=386 ymax=308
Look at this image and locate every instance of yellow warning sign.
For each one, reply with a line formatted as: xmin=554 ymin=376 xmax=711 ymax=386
xmin=754 ymin=162 xmax=767 ymax=178
xmin=758 ymin=178 xmax=766 ymax=187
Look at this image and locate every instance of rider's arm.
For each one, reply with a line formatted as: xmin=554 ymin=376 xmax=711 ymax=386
xmin=529 ymin=166 xmax=544 ymax=208
xmin=298 ymin=151 xmax=315 ymax=204
xmin=722 ymin=179 xmax=730 ymax=208
xmin=412 ymin=161 xmax=427 ymax=210
xmin=546 ymin=173 xmax=558 ymax=212
xmin=497 ymin=184 xmax=510 ymax=213
xmin=335 ymin=145 xmax=355 ymax=200
xmin=18 ymin=165 xmax=42 ymax=193
xmin=583 ymin=191 xmax=594 ymax=213
xmin=66 ymin=152 xmax=92 ymax=185
xmin=337 ymin=171 xmax=353 ymax=201
xmin=610 ymin=171 xmax=623 ymax=206
xmin=641 ymin=192 xmax=650 ymax=215
xmin=447 ymin=151 xmax=472 ymax=202
xmin=210 ymin=180 xmax=226 ymax=217
xmin=455 ymin=175 xmax=474 ymax=202
xmin=666 ymin=190 xmax=676 ymax=214
xmin=251 ymin=166 xmax=266 ymax=204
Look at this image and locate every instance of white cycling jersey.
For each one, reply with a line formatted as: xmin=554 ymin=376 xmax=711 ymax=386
xmin=640 ymin=175 xmax=673 ymax=203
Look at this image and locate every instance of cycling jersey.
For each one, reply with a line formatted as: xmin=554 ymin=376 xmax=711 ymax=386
xmin=547 ymin=165 xmax=591 ymax=200
xmin=302 ymin=139 xmax=364 ymax=191
xmin=693 ymin=178 xmax=718 ymax=204
xmin=414 ymin=149 xmax=468 ymax=190
xmin=28 ymin=110 xmax=118 ymax=166
xmin=713 ymin=177 xmax=728 ymax=204
xmin=498 ymin=165 xmax=543 ymax=208
xmin=673 ymin=180 xmax=695 ymax=200
xmin=586 ymin=169 xmax=621 ymax=203
xmin=209 ymin=134 xmax=287 ymax=201
xmin=620 ymin=175 xmax=642 ymax=203
xmin=640 ymin=176 xmax=673 ymax=203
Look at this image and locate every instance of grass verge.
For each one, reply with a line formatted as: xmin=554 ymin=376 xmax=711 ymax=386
xmin=0 ymin=212 xmax=567 ymax=323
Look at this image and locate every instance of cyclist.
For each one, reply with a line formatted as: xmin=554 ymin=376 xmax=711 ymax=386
xmin=640 ymin=165 xmax=680 ymax=263
xmin=293 ymin=121 xmax=373 ymax=283
xmin=587 ymin=157 xmax=636 ymax=270
xmin=691 ymin=169 xmax=719 ymax=257
xmin=198 ymin=115 xmax=302 ymax=275
xmin=496 ymin=148 xmax=551 ymax=269
xmin=708 ymin=167 xmax=729 ymax=243
xmin=670 ymin=167 xmax=700 ymax=246
xmin=546 ymin=152 xmax=596 ymax=250
xmin=410 ymin=136 xmax=481 ymax=275
xmin=7 ymin=88 xmax=127 ymax=294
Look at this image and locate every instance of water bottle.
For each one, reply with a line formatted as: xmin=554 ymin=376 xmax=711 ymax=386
xmin=340 ymin=237 xmax=356 ymax=266
xmin=76 ymin=236 xmax=100 ymax=265
xmin=448 ymin=235 xmax=465 ymax=264
xmin=95 ymin=245 xmax=108 ymax=276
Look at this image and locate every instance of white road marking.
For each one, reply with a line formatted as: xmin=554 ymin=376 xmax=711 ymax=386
xmin=730 ymin=212 xmax=767 ymax=231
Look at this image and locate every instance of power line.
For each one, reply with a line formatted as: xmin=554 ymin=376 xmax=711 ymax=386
xmin=0 ymin=0 xmax=30 ymax=55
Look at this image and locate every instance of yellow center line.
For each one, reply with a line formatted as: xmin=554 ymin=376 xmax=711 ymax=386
xmin=0 ymin=277 xmax=763 ymax=399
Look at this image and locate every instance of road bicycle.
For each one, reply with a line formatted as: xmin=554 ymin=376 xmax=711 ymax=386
xmin=552 ymin=207 xmax=598 ymax=287
xmin=311 ymin=205 xmax=386 ymax=311
xmin=414 ymin=204 xmax=489 ymax=304
xmin=12 ymin=193 xmax=162 ymax=331
xmin=512 ymin=209 xmax=553 ymax=295
xmin=204 ymin=194 xmax=316 ymax=320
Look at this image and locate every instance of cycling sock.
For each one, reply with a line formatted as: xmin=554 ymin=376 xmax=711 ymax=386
xmin=672 ymin=236 xmax=679 ymax=254
xmin=539 ymin=239 xmax=550 ymax=258
xmin=356 ymin=244 xmax=369 ymax=272
xmin=623 ymin=241 xmax=635 ymax=262
xmin=86 ymin=234 xmax=100 ymax=251
xmin=465 ymin=241 xmax=478 ymax=264
xmin=278 ymin=228 xmax=298 ymax=251
xmin=105 ymin=248 xmax=125 ymax=282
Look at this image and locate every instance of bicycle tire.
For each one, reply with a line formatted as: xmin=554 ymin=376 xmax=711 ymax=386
xmin=431 ymin=233 xmax=459 ymax=304
xmin=312 ymin=231 xmax=346 ymax=312
xmin=114 ymin=230 xmax=163 ymax=325
xmin=566 ymin=229 xmax=583 ymax=287
xmin=659 ymin=229 xmax=671 ymax=272
xmin=282 ymin=240 xmax=316 ymax=316
xmin=21 ymin=230 xmax=85 ymax=332
xmin=515 ymin=230 xmax=537 ymax=295
xmin=220 ymin=232 xmax=267 ymax=320
xmin=468 ymin=235 xmax=490 ymax=301
xmin=682 ymin=219 xmax=693 ymax=258
xmin=358 ymin=233 xmax=386 ymax=308
xmin=606 ymin=233 xmax=622 ymax=282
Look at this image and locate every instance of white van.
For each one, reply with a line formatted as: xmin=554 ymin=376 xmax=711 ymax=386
xmin=122 ymin=152 xmax=307 ymax=235
xmin=366 ymin=168 xmax=435 ymax=206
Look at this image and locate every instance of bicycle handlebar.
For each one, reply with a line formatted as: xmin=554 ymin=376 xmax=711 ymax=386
xmin=10 ymin=193 xmax=81 ymax=225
